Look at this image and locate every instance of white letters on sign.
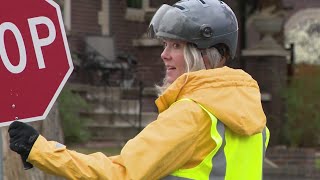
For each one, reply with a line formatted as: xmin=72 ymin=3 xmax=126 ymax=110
xmin=28 ymin=16 xmax=56 ymax=69
xmin=0 ymin=22 xmax=27 ymax=74
xmin=0 ymin=16 xmax=56 ymax=74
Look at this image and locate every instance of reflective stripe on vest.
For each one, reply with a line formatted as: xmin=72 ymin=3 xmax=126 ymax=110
xmin=162 ymin=98 xmax=269 ymax=180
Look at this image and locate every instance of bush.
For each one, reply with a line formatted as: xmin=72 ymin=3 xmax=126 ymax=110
xmin=283 ymin=65 xmax=320 ymax=147
xmin=58 ymin=88 xmax=91 ymax=144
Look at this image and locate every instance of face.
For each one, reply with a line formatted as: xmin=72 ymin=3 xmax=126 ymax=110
xmin=161 ymin=40 xmax=186 ymax=84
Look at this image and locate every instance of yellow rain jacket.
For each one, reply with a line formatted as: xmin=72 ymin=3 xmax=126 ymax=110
xmin=28 ymin=67 xmax=266 ymax=179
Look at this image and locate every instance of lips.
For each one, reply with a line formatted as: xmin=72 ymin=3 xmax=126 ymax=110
xmin=166 ymin=65 xmax=176 ymax=70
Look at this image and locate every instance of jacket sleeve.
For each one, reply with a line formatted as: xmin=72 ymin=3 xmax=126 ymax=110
xmin=28 ymin=100 xmax=204 ymax=180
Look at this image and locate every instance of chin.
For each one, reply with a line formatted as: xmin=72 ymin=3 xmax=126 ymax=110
xmin=167 ymin=79 xmax=173 ymax=84
xmin=165 ymin=74 xmax=179 ymax=84
xmin=165 ymin=77 xmax=174 ymax=84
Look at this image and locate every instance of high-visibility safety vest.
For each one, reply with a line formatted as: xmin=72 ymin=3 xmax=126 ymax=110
xmin=163 ymin=99 xmax=270 ymax=180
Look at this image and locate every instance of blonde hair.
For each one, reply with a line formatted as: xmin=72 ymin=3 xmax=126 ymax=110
xmin=156 ymin=43 xmax=223 ymax=95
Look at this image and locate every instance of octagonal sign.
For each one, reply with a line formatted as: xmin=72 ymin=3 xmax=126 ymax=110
xmin=0 ymin=0 xmax=73 ymax=126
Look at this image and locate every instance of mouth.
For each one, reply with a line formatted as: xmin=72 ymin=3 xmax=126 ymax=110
xmin=166 ymin=65 xmax=176 ymax=71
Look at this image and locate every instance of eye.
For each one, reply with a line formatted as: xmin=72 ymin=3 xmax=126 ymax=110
xmin=162 ymin=41 xmax=167 ymax=48
xmin=173 ymin=43 xmax=180 ymax=49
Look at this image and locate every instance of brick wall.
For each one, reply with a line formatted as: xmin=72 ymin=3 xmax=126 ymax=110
xmin=110 ymin=0 xmax=147 ymax=53
xmin=243 ymin=55 xmax=287 ymax=146
xmin=109 ymin=0 xmax=163 ymax=85
xmin=68 ymin=0 xmax=101 ymax=52
xmin=135 ymin=47 xmax=164 ymax=86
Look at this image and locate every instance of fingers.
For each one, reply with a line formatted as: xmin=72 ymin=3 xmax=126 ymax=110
xmin=8 ymin=121 xmax=25 ymax=131
xmin=8 ymin=121 xmax=26 ymax=139
xmin=8 ymin=129 xmax=19 ymax=138
xmin=9 ymin=132 xmax=21 ymax=144
xmin=8 ymin=122 xmax=23 ymax=142
xmin=8 ymin=121 xmax=34 ymax=136
xmin=9 ymin=139 xmax=31 ymax=154
xmin=9 ymin=140 xmax=19 ymax=152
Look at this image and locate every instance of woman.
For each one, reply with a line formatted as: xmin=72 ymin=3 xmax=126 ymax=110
xmin=9 ymin=0 xmax=269 ymax=179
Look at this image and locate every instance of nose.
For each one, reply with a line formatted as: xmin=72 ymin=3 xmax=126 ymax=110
xmin=161 ymin=47 xmax=171 ymax=62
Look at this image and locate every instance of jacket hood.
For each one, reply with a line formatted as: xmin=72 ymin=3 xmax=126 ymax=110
xmin=155 ymin=67 xmax=266 ymax=135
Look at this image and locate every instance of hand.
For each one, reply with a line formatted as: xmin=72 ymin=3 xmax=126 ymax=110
xmin=8 ymin=121 xmax=39 ymax=169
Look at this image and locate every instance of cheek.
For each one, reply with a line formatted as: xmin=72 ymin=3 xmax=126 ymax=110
xmin=177 ymin=55 xmax=186 ymax=72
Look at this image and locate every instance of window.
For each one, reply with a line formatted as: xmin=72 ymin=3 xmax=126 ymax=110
xmin=125 ymin=0 xmax=154 ymax=22
xmin=127 ymin=0 xmax=143 ymax=9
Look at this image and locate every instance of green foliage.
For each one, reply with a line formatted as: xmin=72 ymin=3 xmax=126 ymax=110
xmin=58 ymin=88 xmax=91 ymax=144
xmin=283 ymin=65 xmax=320 ymax=147
xmin=316 ymin=158 xmax=320 ymax=169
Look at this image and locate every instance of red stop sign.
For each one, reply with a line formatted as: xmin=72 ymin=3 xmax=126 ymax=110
xmin=0 ymin=0 xmax=73 ymax=125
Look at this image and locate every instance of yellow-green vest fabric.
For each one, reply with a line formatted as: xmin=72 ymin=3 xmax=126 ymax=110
xmin=163 ymin=99 xmax=270 ymax=180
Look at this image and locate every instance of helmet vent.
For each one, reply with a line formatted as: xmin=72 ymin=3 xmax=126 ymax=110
xmin=198 ymin=0 xmax=206 ymax=4
xmin=197 ymin=0 xmax=209 ymax=7
xmin=173 ymin=4 xmax=185 ymax=10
